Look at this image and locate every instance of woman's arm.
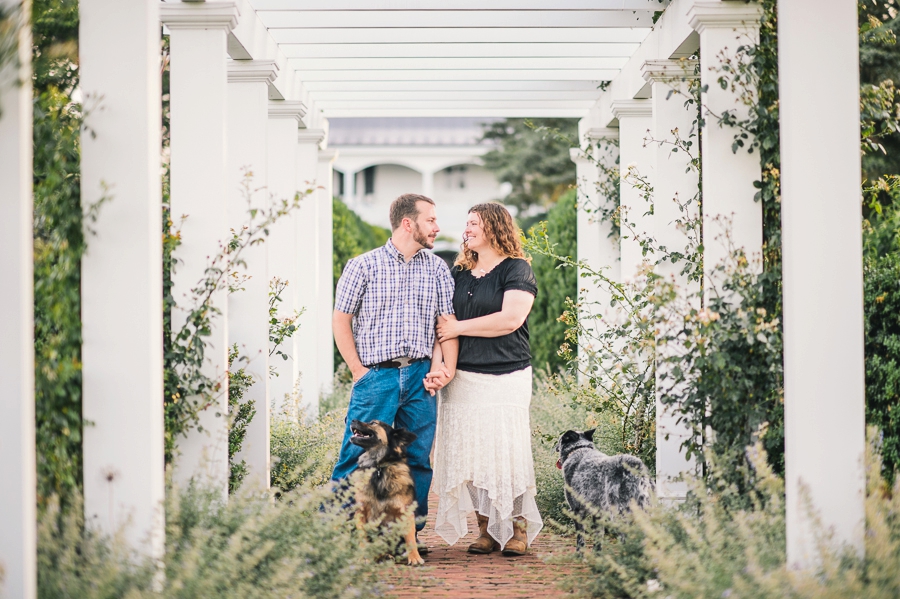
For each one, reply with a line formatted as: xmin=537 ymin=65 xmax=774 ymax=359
xmin=436 ymin=290 xmax=535 ymax=340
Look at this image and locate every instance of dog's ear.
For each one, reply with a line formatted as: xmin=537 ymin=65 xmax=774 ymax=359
xmin=559 ymin=430 xmax=579 ymax=449
xmin=583 ymin=429 xmax=596 ymax=443
xmin=391 ymin=428 xmax=418 ymax=450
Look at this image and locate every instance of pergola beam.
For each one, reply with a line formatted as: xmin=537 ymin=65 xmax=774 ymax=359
xmin=289 ymin=56 xmax=628 ymax=71
xmin=282 ymin=43 xmax=641 ymax=59
xmin=312 ymin=90 xmax=605 ymax=100
xmin=319 ymin=108 xmax=590 ymax=117
xmin=254 ymin=0 xmax=669 ymax=9
xmin=271 ymin=27 xmax=650 ymax=44
xmin=317 ymin=100 xmax=595 ymax=109
xmin=295 ymin=69 xmax=617 ymax=81
xmin=259 ymin=10 xmax=658 ymax=29
xmin=303 ymin=79 xmax=605 ymax=91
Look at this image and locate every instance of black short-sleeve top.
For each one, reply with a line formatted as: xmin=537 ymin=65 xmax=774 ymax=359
xmin=451 ymin=257 xmax=538 ymax=375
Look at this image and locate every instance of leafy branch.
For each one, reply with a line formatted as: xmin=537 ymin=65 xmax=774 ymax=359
xmin=163 ymin=170 xmax=314 ymax=462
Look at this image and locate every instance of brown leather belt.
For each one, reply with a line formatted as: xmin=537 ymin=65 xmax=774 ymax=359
xmin=369 ymin=357 xmax=427 ymax=368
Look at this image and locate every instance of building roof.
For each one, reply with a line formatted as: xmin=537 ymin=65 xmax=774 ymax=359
xmin=328 ymin=117 xmax=501 ymax=146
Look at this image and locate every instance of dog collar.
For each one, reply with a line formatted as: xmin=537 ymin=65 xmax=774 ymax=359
xmin=559 ymin=442 xmax=595 ymax=465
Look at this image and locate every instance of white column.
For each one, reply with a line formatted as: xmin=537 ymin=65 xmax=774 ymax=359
xmin=344 ymin=168 xmax=358 ymax=205
xmin=611 ymin=99 xmax=654 ymax=281
xmin=570 ymin=128 xmax=620 ymax=385
xmin=643 ymin=59 xmax=701 ymax=501
xmin=573 ymin=128 xmax=620 ymax=309
xmin=779 ymin=0 xmax=865 ymax=568
xmin=688 ymin=2 xmax=764 ymax=295
xmin=79 ymin=0 xmax=164 ymax=556
xmin=317 ymin=148 xmax=338 ymax=395
xmin=0 ymin=2 xmax=36 ymax=596
xmin=267 ymin=101 xmax=306 ymax=415
xmin=421 ymin=169 xmax=435 ymax=199
xmin=295 ymin=129 xmax=325 ymax=414
xmin=227 ymin=60 xmax=277 ymax=489
xmin=162 ymin=0 xmax=238 ymax=500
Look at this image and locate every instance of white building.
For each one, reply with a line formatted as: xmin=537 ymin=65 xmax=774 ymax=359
xmin=330 ymin=117 xmax=507 ymax=255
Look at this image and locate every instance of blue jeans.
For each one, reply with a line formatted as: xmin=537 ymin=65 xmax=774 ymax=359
xmin=331 ymin=360 xmax=436 ymax=531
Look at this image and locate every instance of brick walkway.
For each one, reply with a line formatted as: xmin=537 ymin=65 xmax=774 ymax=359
xmin=383 ymin=494 xmax=582 ymax=598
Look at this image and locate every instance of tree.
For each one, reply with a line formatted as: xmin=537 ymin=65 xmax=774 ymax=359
xmin=480 ymin=118 xmax=578 ymax=212
xmin=860 ymin=0 xmax=900 ymax=184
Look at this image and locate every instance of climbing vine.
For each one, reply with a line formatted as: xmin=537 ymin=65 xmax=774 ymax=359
xmin=162 ymin=174 xmax=312 ymax=463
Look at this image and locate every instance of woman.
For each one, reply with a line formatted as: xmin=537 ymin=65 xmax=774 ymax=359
xmin=430 ymin=202 xmax=542 ymax=556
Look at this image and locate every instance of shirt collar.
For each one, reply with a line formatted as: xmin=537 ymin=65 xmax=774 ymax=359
xmin=385 ymin=238 xmax=423 ymax=263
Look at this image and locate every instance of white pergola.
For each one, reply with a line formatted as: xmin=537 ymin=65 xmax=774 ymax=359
xmin=0 ymin=0 xmax=864 ymax=596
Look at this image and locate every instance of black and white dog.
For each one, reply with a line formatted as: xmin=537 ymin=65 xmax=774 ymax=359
xmin=555 ymin=429 xmax=654 ymax=551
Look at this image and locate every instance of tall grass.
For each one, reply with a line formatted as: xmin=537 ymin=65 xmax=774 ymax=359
xmin=530 ymin=371 xmax=615 ymax=529
xmin=559 ymin=431 xmax=900 ymax=599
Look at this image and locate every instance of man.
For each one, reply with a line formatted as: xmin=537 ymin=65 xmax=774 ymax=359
xmin=331 ymin=193 xmax=458 ymax=543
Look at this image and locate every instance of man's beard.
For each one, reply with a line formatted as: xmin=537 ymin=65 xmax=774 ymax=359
xmin=413 ymin=223 xmax=434 ymax=249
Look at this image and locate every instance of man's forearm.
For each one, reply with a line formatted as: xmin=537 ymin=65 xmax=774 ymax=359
xmin=333 ymin=311 xmax=365 ymax=373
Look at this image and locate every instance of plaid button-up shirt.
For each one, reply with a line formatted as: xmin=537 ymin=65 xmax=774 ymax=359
xmin=334 ymin=239 xmax=455 ymax=366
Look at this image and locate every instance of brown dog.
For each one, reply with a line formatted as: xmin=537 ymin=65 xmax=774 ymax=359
xmin=349 ymin=419 xmax=424 ymax=566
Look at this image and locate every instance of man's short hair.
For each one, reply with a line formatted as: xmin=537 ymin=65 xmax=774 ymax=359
xmin=389 ymin=193 xmax=434 ymax=230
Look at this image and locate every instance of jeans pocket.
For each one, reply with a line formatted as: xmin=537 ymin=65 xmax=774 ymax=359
xmin=352 ymin=367 xmax=375 ymax=388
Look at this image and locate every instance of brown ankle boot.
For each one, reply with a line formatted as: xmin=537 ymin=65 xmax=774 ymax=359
xmin=502 ymin=517 xmax=528 ymax=556
xmin=468 ymin=514 xmax=500 ymax=554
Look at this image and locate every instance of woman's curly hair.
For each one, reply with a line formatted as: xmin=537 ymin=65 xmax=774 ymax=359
xmin=454 ymin=202 xmax=529 ymax=270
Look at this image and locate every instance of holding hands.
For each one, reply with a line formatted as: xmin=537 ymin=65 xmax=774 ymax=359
xmin=423 ymin=366 xmax=454 ymax=396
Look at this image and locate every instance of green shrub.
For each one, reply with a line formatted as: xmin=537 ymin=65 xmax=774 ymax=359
xmin=270 ymin=370 xmax=353 ymax=492
xmin=561 ymin=433 xmax=900 ymax=599
xmin=864 ymin=179 xmax=900 ymax=480
xmin=530 ymin=372 xmax=603 ymax=529
xmin=32 ymin=0 xmax=85 ymax=504
xmin=529 ymin=188 xmax=578 ymax=372
xmin=38 ymin=481 xmax=398 ymax=599
xmin=332 ymin=198 xmax=389 ymax=291
xmin=270 ymin=401 xmax=344 ymax=493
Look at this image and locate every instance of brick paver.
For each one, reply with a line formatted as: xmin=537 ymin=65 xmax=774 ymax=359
xmin=383 ymin=494 xmax=583 ymax=598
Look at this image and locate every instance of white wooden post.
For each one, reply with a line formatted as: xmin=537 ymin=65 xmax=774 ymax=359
xmin=227 ymin=60 xmax=277 ymax=489
xmin=0 ymin=2 xmax=36 ymax=596
xmin=611 ymin=99 xmax=654 ymax=281
xmin=643 ymin=59 xmax=701 ymax=501
xmin=79 ymin=0 xmax=164 ymax=556
xmin=688 ymin=1 xmax=764 ymax=295
xmin=779 ymin=0 xmax=865 ymax=568
xmin=267 ymin=101 xmax=306 ymax=414
xmin=345 ymin=168 xmax=358 ymax=204
xmin=421 ymin=168 xmax=435 ymax=199
xmin=162 ymin=0 xmax=238 ymax=500
xmin=573 ymin=127 xmax=620 ymax=310
xmin=318 ymin=148 xmax=338 ymax=395
xmin=571 ymin=127 xmax=619 ymax=383
xmin=294 ymin=129 xmax=325 ymax=414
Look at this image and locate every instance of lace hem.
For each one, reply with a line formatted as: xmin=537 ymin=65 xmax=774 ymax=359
xmin=435 ymin=481 xmax=543 ymax=547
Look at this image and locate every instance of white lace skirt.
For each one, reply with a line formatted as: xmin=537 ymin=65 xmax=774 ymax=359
xmin=433 ymin=367 xmax=543 ymax=547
